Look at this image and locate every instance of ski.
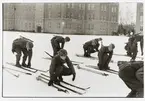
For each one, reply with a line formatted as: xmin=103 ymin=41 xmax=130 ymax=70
xmin=6 ymin=62 xmax=37 ymax=73
xmin=113 ymin=53 xmax=143 ymax=59
xmin=77 ymin=65 xmax=109 ymax=76
xmin=44 ymin=51 xmax=84 ymax=64
xmin=76 ymin=54 xmax=114 ymax=63
xmin=6 ymin=62 xmax=48 ymax=73
xmin=36 ymin=76 xmax=69 ymax=94
xmin=39 ymin=75 xmax=85 ymax=95
xmin=3 ymin=66 xmax=32 ymax=75
xmin=85 ymin=65 xmax=118 ymax=75
xmin=3 ymin=68 xmax=19 ymax=78
xmin=76 ymin=54 xmax=97 ymax=60
xmin=40 ymin=73 xmax=90 ymax=91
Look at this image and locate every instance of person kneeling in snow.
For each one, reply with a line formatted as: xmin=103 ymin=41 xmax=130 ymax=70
xmin=48 ymin=49 xmax=76 ymax=86
xmin=83 ymin=38 xmax=102 ymax=57
xmin=97 ymin=43 xmax=115 ymax=70
xmin=117 ymin=61 xmax=144 ymax=98
xmin=12 ymin=38 xmax=33 ymax=68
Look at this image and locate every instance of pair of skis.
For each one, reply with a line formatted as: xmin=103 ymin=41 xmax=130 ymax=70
xmin=37 ymin=73 xmax=90 ymax=95
xmin=76 ymin=54 xmax=114 ymax=63
xmin=85 ymin=65 xmax=118 ymax=75
xmin=6 ymin=62 xmax=49 ymax=73
xmin=44 ymin=51 xmax=83 ymax=65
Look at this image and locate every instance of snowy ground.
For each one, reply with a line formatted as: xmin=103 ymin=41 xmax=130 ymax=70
xmin=2 ymin=31 xmax=143 ymax=97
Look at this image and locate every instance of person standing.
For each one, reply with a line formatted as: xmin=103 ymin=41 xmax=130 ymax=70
xmin=12 ymin=38 xmax=34 ymax=67
xmin=51 ymin=36 xmax=70 ymax=56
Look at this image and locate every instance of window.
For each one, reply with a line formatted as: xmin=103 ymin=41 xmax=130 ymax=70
xmin=79 ymin=4 xmax=82 ymax=9
xmin=111 ymin=7 xmax=114 ymax=12
xmin=91 ymin=24 xmax=94 ymax=30
xmin=58 ymin=12 xmax=61 ymax=18
xmin=48 ymin=22 xmax=51 ymax=28
xmin=104 ymin=5 xmax=106 ymax=11
xmin=114 ymin=7 xmax=116 ymax=12
xmin=57 ymin=23 xmax=60 ymax=28
xmin=70 ymin=13 xmax=73 ymax=18
xmin=67 ymin=3 xmax=70 ymax=8
xmin=71 ymin=3 xmax=74 ymax=8
xmin=88 ymin=4 xmax=91 ymax=10
xmin=101 ymin=5 xmax=103 ymax=11
xmin=88 ymin=14 xmax=91 ymax=20
xmin=48 ymin=4 xmax=52 ymax=9
xmin=101 ymin=16 xmax=103 ymax=20
xmin=91 ymin=4 xmax=95 ymax=10
xmin=48 ymin=12 xmax=52 ymax=18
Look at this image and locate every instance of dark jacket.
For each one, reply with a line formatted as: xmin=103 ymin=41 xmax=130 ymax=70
xmin=83 ymin=39 xmax=100 ymax=51
xmin=98 ymin=46 xmax=113 ymax=64
xmin=49 ymin=55 xmax=75 ymax=75
xmin=12 ymin=38 xmax=32 ymax=50
xmin=51 ymin=36 xmax=65 ymax=49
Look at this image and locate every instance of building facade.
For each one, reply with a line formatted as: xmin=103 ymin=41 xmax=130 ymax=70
xmin=136 ymin=3 xmax=143 ymax=34
xmin=3 ymin=3 xmax=119 ymax=35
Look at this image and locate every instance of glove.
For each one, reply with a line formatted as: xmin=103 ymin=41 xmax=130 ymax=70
xmin=12 ymin=49 xmax=15 ymax=53
xmin=72 ymin=73 xmax=76 ymax=81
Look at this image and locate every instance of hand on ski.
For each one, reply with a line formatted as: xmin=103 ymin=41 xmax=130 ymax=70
xmin=72 ymin=73 xmax=76 ymax=81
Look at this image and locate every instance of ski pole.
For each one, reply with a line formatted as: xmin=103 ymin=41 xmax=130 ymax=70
xmin=3 ymin=66 xmax=32 ymax=75
xmin=4 ymin=69 xmax=19 ymax=78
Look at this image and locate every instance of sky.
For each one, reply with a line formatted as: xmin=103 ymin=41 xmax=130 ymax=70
xmin=119 ymin=2 xmax=137 ymax=24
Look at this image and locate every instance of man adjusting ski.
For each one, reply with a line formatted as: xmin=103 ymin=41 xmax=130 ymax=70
xmin=51 ymin=36 xmax=70 ymax=56
xmin=83 ymin=38 xmax=102 ymax=57
xmin=98 ymin=43 xmax=115 ymax=70
xmin=12 ymin=37 xmax=34 ymax=67
xmin=48 ymin=49 xmax=76 ymax=86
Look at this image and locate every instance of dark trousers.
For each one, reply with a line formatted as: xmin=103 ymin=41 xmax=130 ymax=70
xmin=98 ymin=54 xmax=110 ymax=70
xmin=119 ymin=67 xmax=143 ymax=97
xmin=51 ymin=41 xmax=60 ymax=56
xmin=84 ymin=46 xmax=96 ymax=57
xmin=14 ymin=47 xmax=32 ymax=65
xmin=50 ymin=65 xmax=73 ymax=81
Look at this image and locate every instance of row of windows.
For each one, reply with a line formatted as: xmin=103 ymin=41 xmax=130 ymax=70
xmin=47 ymin=22 xmax=96 ymax=30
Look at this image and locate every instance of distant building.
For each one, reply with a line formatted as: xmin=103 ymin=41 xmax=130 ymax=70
xmin=3 ymin=3 xmax=119 ymax=35
xmin=136 ymin=3 xmax=143 ymax=34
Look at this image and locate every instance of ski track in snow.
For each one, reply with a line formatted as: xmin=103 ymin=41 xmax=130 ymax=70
xmin=2 ymin=31 xmax=143 ymax=97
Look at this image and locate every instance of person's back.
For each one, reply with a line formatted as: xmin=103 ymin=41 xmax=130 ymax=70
xmin=98 ymin=44 xmax=115 ymax=70
xmin=118 ymin=61 xmax=144 ymax=98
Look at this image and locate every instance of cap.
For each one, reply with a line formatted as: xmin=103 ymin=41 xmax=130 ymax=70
xmin=26 ymin=42 xmax=34 ymax=49
xmin=109 ymin=43 xmax=115 ymax=49
xmin=65 ymin=37 xmax=70 ymax=42
xmin=58 ymin=49 xmax=67 ymax=56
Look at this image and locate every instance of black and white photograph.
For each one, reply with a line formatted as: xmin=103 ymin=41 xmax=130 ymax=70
xmin=1 ymin=0 xmax=144 ymax=99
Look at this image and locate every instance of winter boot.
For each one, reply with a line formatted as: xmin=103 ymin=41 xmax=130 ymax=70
xmin=54 ymin=79 xmax=60 ymax=85
xmin=48 ymin=80 xmax=53 ymax=86
xmin=22 ymin=62 xmax=27 ymax=67
xmin=15 ymin=62 xmax=21 ymax=67
xmin=15 ymin=54 xmax=21 ymax=67
xmin=59 ymin=76 xmax=63 ymax=81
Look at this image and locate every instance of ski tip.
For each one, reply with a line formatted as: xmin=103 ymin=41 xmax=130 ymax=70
xmin=36 ymin=76 xmax=40 ymax=81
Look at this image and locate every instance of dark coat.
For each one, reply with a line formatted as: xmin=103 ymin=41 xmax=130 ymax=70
xmin=51 ymin=36 xmax=65 ymax=49
xmin=12 ymin=38 xmax=29 ymax=49
xmin=98 ymin=46 xmax=113 ymax=65
xmin=49 ymin=55 xmax=75 ymax=75
xmin=83 ymin=39 xmax=100 ymax=51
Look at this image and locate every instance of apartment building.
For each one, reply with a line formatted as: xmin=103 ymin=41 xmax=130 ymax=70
xmin=136 ymin=3 xmax=143 ymax=34
xmin=3 ymin=3 xmax=119 ymax=35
